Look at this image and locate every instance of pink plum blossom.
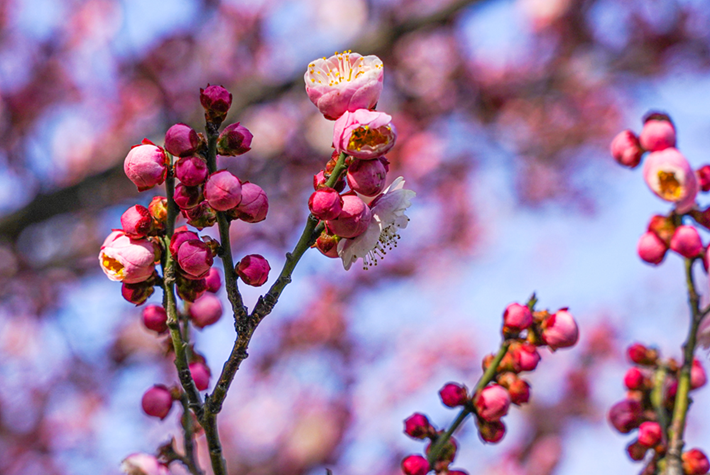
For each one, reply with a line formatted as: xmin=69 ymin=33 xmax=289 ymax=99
xmin=474 ymin=384 xmax=511 ymax=422
xmin=177 ymin=240 xmax=213 ymax=279
xmin=99 ymin=231 xmax=156 ymax=284
xmin=643 ymin=148 xmax=698 ymax=213
xmin=217 ymin=122 xmax=253 ymax=156
xmin=121 ymin=205 xmax=153 ymax=239
xmin=637 ymin=231 xmax=668 ymax=265
xmin=169 ymin=229 xmax=200 ymax=256
xmin=174 ymin=156 xmax=208 ymax=186
xmin=639 ymin=115 xmax=676 ymax=152
xmin=229 ymin=182 xmax=268 ymax=223
xmin=327 ymin=194 xmax=372 ymax=239
xmin=511 ymin=342 xmax=541 ymax=372
xmin=124 ymin=141 xmax=169 ymax=192
xmin=346 ymin=158 xmax=388 ymax=196
xmin=541 ymin=309 xmax=579 ymax=350
xmin=337 ymin=177 xmax=415 ymax=270
xmin=204 ymin=170 xmax=243 ymax=211
xmin=305 ymin=52 xmax=384 ymax=120
xmin=670 ymin=225 xmax=703 ymax=258
xmin=611 ymin=130 xmax=643 ymax=168
xmin=309 ymin=187 xmax=343 ymax=221
xmin=164 ymin=123 xmax=200 ymax=157
xmin=333 ymin=109 xmax=396 ymax=160
xmin=121 ymin=453 xmax=170 ymax=475
xmin=503 ymin=303 xmax=533 ymax=332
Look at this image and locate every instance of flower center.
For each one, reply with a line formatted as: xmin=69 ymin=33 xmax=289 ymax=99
xmin=102 ymin=254 xmax=124 ymax=277
xmin=362 ymin=222 xmax=402 ymax=270
xmin=348 ymin=125 xmax=392 ymax=152
xmin=307 ymin=51 xmax=374 ymax=86
xmin=657 ymin=170 xmax=682 ymax=200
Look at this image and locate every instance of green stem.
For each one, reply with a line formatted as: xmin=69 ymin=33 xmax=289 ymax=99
xmin=179 ymin=395 xmax=203 ymax=475
xmin=666 ymin=258 xmax=703 ymax=475
xmin=651 ymin=364 xmax=669 ymax=442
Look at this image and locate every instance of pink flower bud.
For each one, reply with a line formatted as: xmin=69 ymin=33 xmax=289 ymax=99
xmin=626 ymin=440 xmax=648 ymax=461
xmin=173 ymin=183 xmax=203 ymax=210
xmin=697 ymin=165 xmax=710 ymax=192
xmin=624 ymin=367 xmax=647 ymax=390
xmin=326 ymin=194 xmax=372 ymax=238
xmin=200 ymin=84 xmax=232 ymax=124
xmin=204 ymin=170 xmax=242 ymax=211
xmin=639 ymin=114 xmax=676 ymax=152
xmin=235 ymin=254 xmax=270 ymax=287
xmin=474 ymin=384 xmax=511 ymax=422
xmin=611 ymin=130 xmax=643 ymax=168
xmin=165 ymin=123 xmax=200 ymax=157
xmin=627 ymin=343 xmax=657 ymax=366
xmin=309 ymin=187 xmax=343 ymax=220
xmin=121 ymin=281 xmax=155 ymax=306
xmin=141 ymin=384 xmax=173 ymax=419
xmin=182 ymin=201 xmax=217 ymax=230
xmin=217 ymin=122 xmax=253 ymax=156
xmin=439 ymin=383 xmax=468 ymax=407
xmin=503 ymin=303 xmax=533 ymax=332
xmin=511 ymin=342 xmax=541 ymax=372
xmin=229 ymin=182 xmax=268 ymax=223
xmin=333 ymin=109 xmax=396 ymax=160
xmin=541 ymin=309 xmax=579 ymax=350
xmin=637 ymin=421 xmax=662 ymax=448
xmin=346 ymin=158 xmax=387 ymax=196
xmin=189 ymin=294 xmax=223 ymax=328
xmin=177 ymin=240 xmax=214 ymax=279
xmin=305 ymin=52 xmax=384 ymax=120
xmin=669 ymin=225 xmax=703 ymax=258
xmin=691 ymin=359 xmax=707 ymax=390
xmin=121 ymin=453 xmax=170 ymax=475
xmin=176 ymin=276 xmax=207 ymax=302
xmin=683 ymin=449 xmax=710 ymax=475
xmin=189 ymin=362 xmax=211 ymax=391
xmin=638 ymin=231 xmax=668 ymax=265
xmin=204 ymin=268 xmax=221 ymax=293
xmin=142 ymin=305 xmax=168 ymax=333
xmin=124 ymin=141 xmax=168 ymax=192
xmin=401 ymin=455 xmax=429 ymax=475
xmin=99 ymin=231 xmax=157 ymax=284
xmin=478 ymin=419 xmax=506 ymax=443
xmin=121 ymin=205 xmax=153 ymax=239
xmin=404 ymin=413 xmax=432 ymax=439
xmin=170 ymin=229 xmax=200 ymax=256
xmin=643 ymin=148 xmax=698 ymax=213
xmin=608 ymin=399 xmax=643 ymax=434
xmin=175 ymin=156 xmax=208 ymax=187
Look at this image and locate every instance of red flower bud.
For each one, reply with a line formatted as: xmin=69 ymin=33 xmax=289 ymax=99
xmin=627 ymin=343 xmax=657 ymax=366
xmin=626 ymin=440 xmax=648 ymax=461
xmin=637 ymin=421 xmax=662 ymax=448
xmin=474 ymin=384 xmax=510 ymax=422
xmin=229 ymin=182 xmax=268 ymax=223
xmin=401 ymin=455 xmax=429 ymax=475
xmin=511 ymin=341 xmax=541 ymax=372
xmin=121 ymin=280 xmax=155 ymax=306
xmin=611 ymin=130 xmax=643 ymax=168
xmin=346 ymin=158 xmax=387 ymax=196
xmin=235 ymin=254 xmax=270 ymax=287
xmin=683 ymin=449 xmax=710 ymax=475
xmin=608 ymin=399 xmax=643 ymax=434
xmin=175 ymin=156 xmax=208 ymax=187
xmin=177 ymin=240 xmax=214 ymax=279
xmin=165 ymin=123 xmax=200 ymax=157
xmin=670 ymin=225 xmax=703 ymax=258
xmin=478 ymin=419 xmax=506 ymax=443
xmin=142 ymin=305 xmax=168 ymax=333
xmin=691 ymin=359 xmax=707 ymax=390
xmin=189 ymin=294 xmax=223 ymax=329
xmin=217 ymin=122 xmax=253 ymax=156
xmin=204 ymin=268 xmax=221 ymax=293
xmin=541 ymin=309 xmax=579 ymax=350
xmin=141 ymin=384 xmax=173 ymax=419
xmin=182 ymin=201 xmax=217 ymax=230
xmin=121 ymin=205 xmax=153 ymax=238
xmin=439 ymin=383 xmax=468 ymax=408
xmin=503 ymin=303 xmax=533 ymax=333
xmin=404 ymin=413 xmax=432 ymax=439
xmin=309 ymin=187 xmax=343 ymax=221
xmin=624 ymin=367 xmax=647 ymax=391
xmin=200 ymin=85 xmax=232 ymax=124
xmin=124 ymin=141 xmax=168 ymax=192
xmin=189 ymin=362 xmax=211 ymax=391
xmin=326 ymin=194 xmax=372 ymax=238
xmin=698 ymin=165 xmax=710 ymax=192
xmin=173 ymin=183 xmax=203 ymax=210
xmin=205 ymin=170 xmax=242 ymax=211
xmin=639 ymin=113 xmax=676 ymax=152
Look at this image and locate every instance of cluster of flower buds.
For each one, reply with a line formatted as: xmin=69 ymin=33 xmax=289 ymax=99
xmin=608 ymin=343 xmax=708 ymax=473
xmin=401 ymin=301 xmax=579 ymax=475
xmin=305 ymin=51 xmax=415 ymax=270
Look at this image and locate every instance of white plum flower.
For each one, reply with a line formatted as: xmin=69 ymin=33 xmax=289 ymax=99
xmin=337 ymin=176 xmax=415 ymax=270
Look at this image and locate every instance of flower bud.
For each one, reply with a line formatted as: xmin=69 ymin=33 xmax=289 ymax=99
xmin=691 ymin=359 xmax=707 ymax=390
xmin=175 ymin=156 xmax=208 ymax=187
xmin=624 ymin=367 xmax=647 ymax=391
xmin=638 ymin=231 xmax=668 ymax=265
xmin=121 ymin=454 xmax=169 ymax=475
xmin=507 ymin=378 xmax=530 ymax=405
xmin=124 ymin=141 xmax=168 ymax=192
xmin=177 ymin=240 xmax=214 ymax=279
xmin=474 ymin=384 xmax=511 ymax=422
xmin=541 ymin=309 xmax=579 ymax=350
xmin=200 ymin=84 xmax=232 ymax=124
xmin=439 ymin=383 xmax=468 ymax=408
xmin=478 ymin=419 xmax=506 ymax=443
xmin=148 ymin=196 xmax=168 ymax=228
xmin=141 ymin=384 xmax=173 ymax=419
xmin=189 ymin=362 xmax=211 ymax=391
xmin=448 ymin=471 xmax=468 ymax=475
xmin=333 ymin=109 xmax=396 ymax=160
xmin=99 ymin=231 xmax=157 ymax=284
xmin=121 ymin=280 xmax=155 ymax=305
xmin=670 ymin=225 xmax=703 ymax=258
xmin=401 ymin=455 xmax=429 ymax=475
xmin=639 ymin=113 xmax=676 ymax=152
xmin=176 ymin=276 xmax=207 ymax=302
xmin=404 ymin=413 xmax=433 ymax=439
xmin=173 ymin=183 xmax=203 ymax=210
xmin=314 ymin=168 xmax=346 ymax=192
xmin=217 ymin=122 xmax=253 ymax=156
xmin=315 ymin=230 xmax=340 ymax=258
xmin=626 ymin=440 xmax=648 ymax=461
xmin=170 ymin=230 xmax=200 ymax=256
xmin=204 ymin=170 xmax=242 ymax=211
xmin=503 ymin=303 xmax=533 ymax=333
xmin=611 ymin=130 xmax=643 ymax=168
xmin=189 ymin=294 xmax=223 ymax=328
xmin=235 ymin=254 xmax=270 ymax=287
xmin=643 ymin=148 xmax=698 ymax=213
xmin=510 ymin=341 xmax=541 ymax=372
xmin=204 ymin=268 xmax=222 ymax=293
xmin=637 ymin=421 xmax=662 ymax=448
xmin=608 ymin=399 xmax=643 ymax=434
xmin=647 ymin=214 xmax=676 ymax=245
xmin=627 ymin=343 xmax=658 ymax=366
xmin=229 ymin=182 xmax=268 ymax=223
xmin=683 ymin=449 xmax=710 ymax=475
xmin=121 ymin=205 xmax=153 ymax=238
xmin=346 ymin=158 xmax=387 ymax=196
xmin=326 ymin=194 xmax=372 ymax=238
xmin=697 ymin=165 xmax=710 ymax=192
xmin=142 ymin=305 xmax=168 ymax=333
xmin=183 ymin=201 xmax=217 ymax=230
xmin=309 ymin=187 xmax=343 ymax=221
xmin=165 ymin=123 xmax=200 ymax=157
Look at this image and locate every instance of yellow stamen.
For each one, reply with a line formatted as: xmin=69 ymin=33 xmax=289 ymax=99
xmin=102 ymin=255 xmax=125 ymax=278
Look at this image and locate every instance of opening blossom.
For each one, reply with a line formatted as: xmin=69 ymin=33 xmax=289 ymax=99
xmin=99 ymin=231 xmax=157 ymax=284
xmin=305 ymin=51 xmax=384 ymax=120
xmin=338 ymin=177 xmax=415 ymax=270
xmin=642 ymin=148 xmax=698 ymax=213
xmin=333 ymin=109 xmax=396 ymax=160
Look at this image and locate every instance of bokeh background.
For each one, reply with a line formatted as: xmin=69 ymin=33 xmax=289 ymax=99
xmin=2 ymin=0 xmax=710 ymax=473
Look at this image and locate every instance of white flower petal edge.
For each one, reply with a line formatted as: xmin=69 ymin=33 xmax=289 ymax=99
xmin=338 ymin=177 xmax=415 ymax=270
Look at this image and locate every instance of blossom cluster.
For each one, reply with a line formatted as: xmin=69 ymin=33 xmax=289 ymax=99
xmin=608 ymin=343 xmax=709 ymax=474
xmin=400 ymin=300 xmax=579 ymax=475
xmin=305 ymin=51 xmax=415 ymax=270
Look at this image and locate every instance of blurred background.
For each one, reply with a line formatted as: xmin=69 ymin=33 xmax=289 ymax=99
xmin=2 ymin=0 xmax=710 ymax=473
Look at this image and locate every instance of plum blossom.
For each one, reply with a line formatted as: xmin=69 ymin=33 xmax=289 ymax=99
xmin=337 ymin=177 xmax=415 ymax=270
